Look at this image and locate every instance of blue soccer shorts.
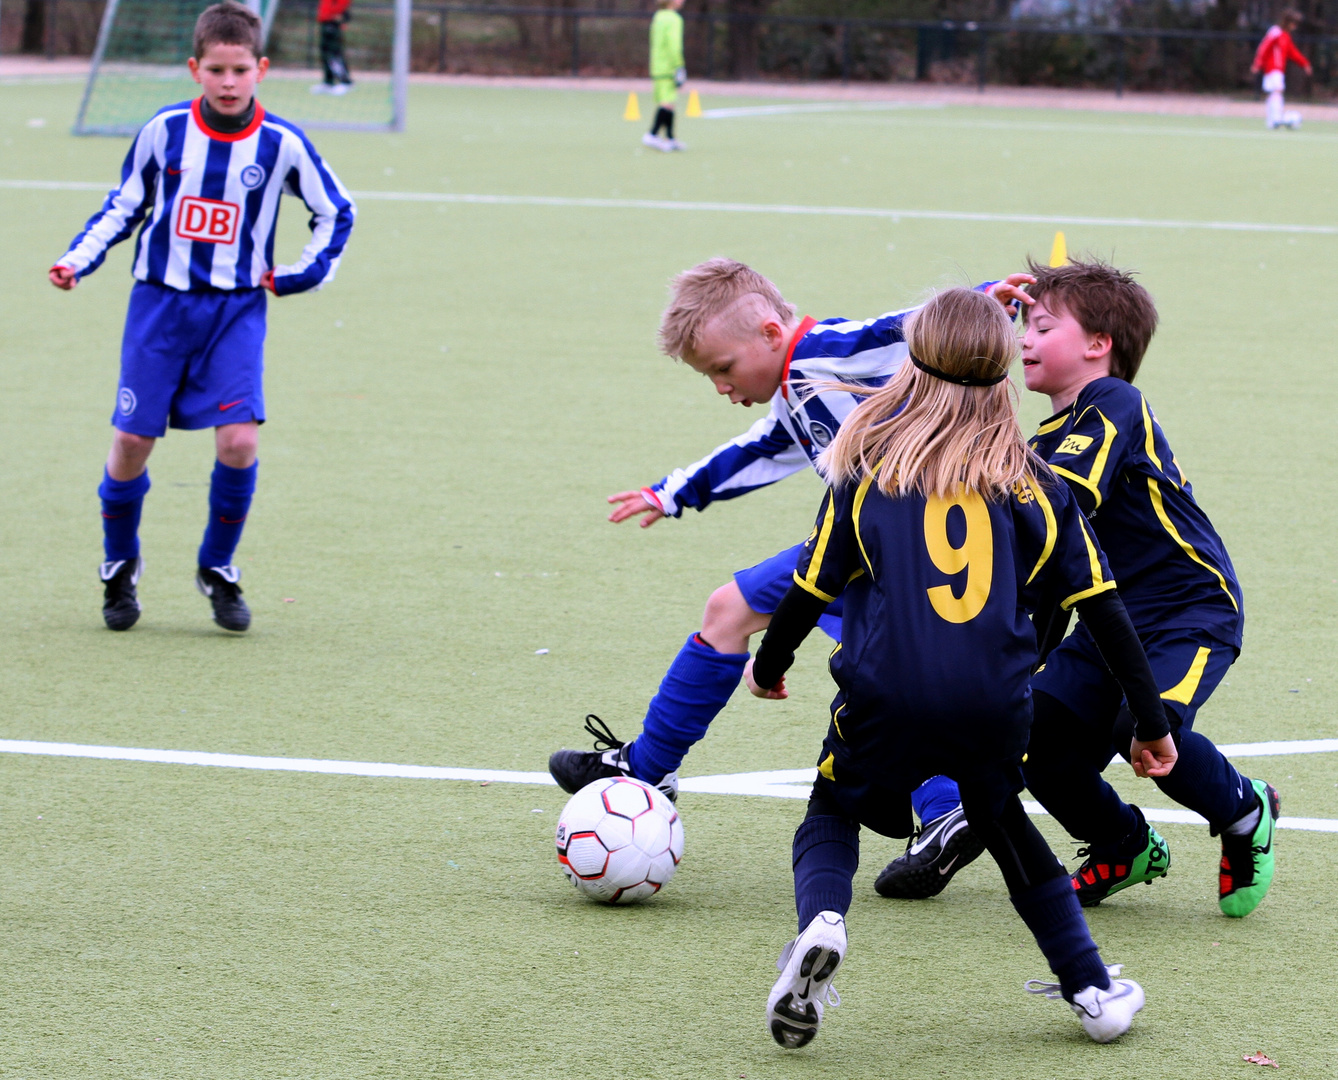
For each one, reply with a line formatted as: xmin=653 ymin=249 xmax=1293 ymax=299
xmin=1034 ymin=622 xmax=1237 ymax=736
xmin=734 ymin=542 xmax=844 ymax=641
xmin=113 ymin=280 xmax=267 ymax=437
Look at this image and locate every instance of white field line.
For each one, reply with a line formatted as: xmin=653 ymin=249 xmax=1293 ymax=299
xmin=3 ymin=178 xmax=1336 ymax=236
xmin=2 ymin=737 xmax=1336 ymax=833
xmin=701 ymin=103 xmax=1338 ymax=142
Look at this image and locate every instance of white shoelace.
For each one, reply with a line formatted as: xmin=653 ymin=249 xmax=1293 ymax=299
xmin=1025 ymin=964 xmax=1125 ymax=1001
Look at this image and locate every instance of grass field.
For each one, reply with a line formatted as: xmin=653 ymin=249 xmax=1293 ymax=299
xmin=3 ymin=79 xmax=1338 ymax=1079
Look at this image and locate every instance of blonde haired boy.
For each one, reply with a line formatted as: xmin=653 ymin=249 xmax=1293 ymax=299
xmin=548 ymin=259 xmax=1030 ymax=800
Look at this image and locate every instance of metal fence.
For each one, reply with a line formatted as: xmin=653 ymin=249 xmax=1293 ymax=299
xmin=5 ymin=0 xmax=1338 ymax=98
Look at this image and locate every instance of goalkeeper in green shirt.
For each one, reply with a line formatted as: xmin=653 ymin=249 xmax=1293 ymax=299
xmin=645 ymin=0 xmax=686 ymax=152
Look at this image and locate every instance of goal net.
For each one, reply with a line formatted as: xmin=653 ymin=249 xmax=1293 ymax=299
xmin=74 ymin=0 xmax=410 ymax=135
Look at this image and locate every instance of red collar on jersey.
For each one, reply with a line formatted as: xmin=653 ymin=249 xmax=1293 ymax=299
xmin=779 ymin=315 xmax=818 ymax=401
xmin=192 ymin=97 xmax=266 ymax=142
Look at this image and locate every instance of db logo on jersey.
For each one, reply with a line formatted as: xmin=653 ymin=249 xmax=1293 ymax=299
xmin=175 ymin=196 xmax=240 ymax=244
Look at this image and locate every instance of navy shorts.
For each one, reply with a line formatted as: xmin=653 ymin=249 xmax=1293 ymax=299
xmin=113 ymin=280 xmax=267 ymax=437
xmin=734 ymin=542 xmax=844 ymax=641
xmin=1033 ymin=622 xmax=1237 ymax=735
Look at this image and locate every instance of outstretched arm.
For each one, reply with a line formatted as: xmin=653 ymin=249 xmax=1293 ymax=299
xmin=631 ymin=411 xmax=807 ymax=521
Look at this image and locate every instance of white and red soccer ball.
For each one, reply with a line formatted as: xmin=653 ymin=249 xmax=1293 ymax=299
xmin=555 ymin=777 xmax=684 ymax=903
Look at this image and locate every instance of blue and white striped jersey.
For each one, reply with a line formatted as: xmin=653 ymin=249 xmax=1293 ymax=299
xmin=647 ymin=310 xmax=916 ymax=517
xmin=57 ymin=98 xmax=355 ymax=295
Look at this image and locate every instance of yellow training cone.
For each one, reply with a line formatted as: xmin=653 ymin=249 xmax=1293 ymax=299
xmin=686 ymin=90 xmax=702 ymax=117
xmin=1049 ymin=230 xmax=1067 ymax=267
xmin=624 ymin=92 xmax=641 ymax=121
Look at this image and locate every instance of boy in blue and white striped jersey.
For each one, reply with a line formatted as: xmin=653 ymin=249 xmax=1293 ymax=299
xmin=548 ymin=259 xmax=1032 ymax=800
xmin=50 ymin=1 xmax=355 ymax=633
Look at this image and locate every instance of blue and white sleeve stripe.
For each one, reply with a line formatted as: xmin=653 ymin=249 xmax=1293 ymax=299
xmin=58 ymin=120 xmax=162 ymax=279
xmin=271 ymin=127 xmax=356 ymax=295
xmin=649 ymin=413 xmax=808 ymax=517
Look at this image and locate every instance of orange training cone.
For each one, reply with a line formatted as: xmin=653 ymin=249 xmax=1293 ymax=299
xmin=624 ymin=92 xmax=641 ymax=121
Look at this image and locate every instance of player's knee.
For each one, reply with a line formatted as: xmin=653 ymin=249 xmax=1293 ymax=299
xmin=111 ymin=430 xmax=156 ymax=466
xmin=701 ymin=581 xmax=764 ymax=641
xmin=215 ymin=423 xmax=259 ymax=467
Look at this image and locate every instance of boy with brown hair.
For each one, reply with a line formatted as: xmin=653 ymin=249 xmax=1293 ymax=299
xmin=547 ymin=258 xmax=1031 ymax=801
xmin=51 ymin=1 xmax=355 ymax=633
xmin=876 ymin=259 xmax=1280 ymax=921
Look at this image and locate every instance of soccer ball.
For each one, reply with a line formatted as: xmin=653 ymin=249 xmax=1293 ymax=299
xmin=555 ymin=777 xmax=684 ymax=903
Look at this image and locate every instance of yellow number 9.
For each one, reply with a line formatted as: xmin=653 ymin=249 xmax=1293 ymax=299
xmin=923 ymin=491 xmax=993 ymax=623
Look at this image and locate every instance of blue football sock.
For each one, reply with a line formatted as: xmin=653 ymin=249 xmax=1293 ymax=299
xmin=98 ymin=468 xmax=151 ymax=562
xmin=1011 ymin=873 xmax=1110 ymax=1001
xmin=911 ymin=775 xmax=962 ymax=825
xmin=1153 ymin=730 xmax=1254 ymax=832
xmin=624 ymin=633 xmax=749 ymax=783
xmin=198 ymin=460 xmax=257 ymax=568
xmin=793 ymin=814 xmax=860 ymax=932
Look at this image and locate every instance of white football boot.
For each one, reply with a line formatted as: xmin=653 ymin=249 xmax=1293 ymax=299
xmin=1284 ymin=110 xmax=1302 ymax=129
xmin=767 ymin=911 xmax=845 ymax=1049
xmin=1026 ymin=964 xmax=1144 ymax=1043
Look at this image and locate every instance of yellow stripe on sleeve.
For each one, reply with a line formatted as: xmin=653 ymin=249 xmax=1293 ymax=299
xmin=1060 ymin=515 xmax=1114 ymax=608
xmin=852 ymin=465 xmax=881 ymax=581
xmin=1025 ymin=478 xmax=1058 ymax=586
xmin=1147 ymin=479 xmax=1239 ymax=612
xmin=1061 ymin=580 xmax=1116 ymax=609
xmin=800 ymin=489 xmax=839 ymax=598
xmin=792 ymin=569 xmax=837 ymax=604
xmin=1141 ymin=397 xmax=1164 ymax=473
xmin=1051 ymin=407 xmax=1119 ymax=511
xmin=1161 ymin=646 xmax=1211 ymax=706
xmin=818 ymin=752 xmax=836 ymax=781
xmin=1035 ymin=414 xmax=1069 ymax=436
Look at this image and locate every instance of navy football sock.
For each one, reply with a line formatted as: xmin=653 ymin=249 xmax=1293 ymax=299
xmin=625 ymin=633 xmax=748 ymax=782
xmin=793 ymin=814 xmax=860 ymax=932
xmin=1153 ymin=729 xmax=1253 ymax=831
xmin=1011 ymin=874 xmax=1110 ymax=1001
xmin=911 ymin=775 xmax=962 ymax=824
xmin=198 ymin=460 xmax=257 ymax=568
xmin=98 ymin=468 xmax=150 ymax=562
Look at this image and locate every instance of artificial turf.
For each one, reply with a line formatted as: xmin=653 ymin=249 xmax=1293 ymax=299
xmin=1 ymin=78 xmax=1337 ymax=1078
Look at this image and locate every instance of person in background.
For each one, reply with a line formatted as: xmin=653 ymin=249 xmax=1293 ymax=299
xmin=1252 ymin=10 xmax=1310 ymax=129
xmin=644 ymin=0 xmax=686 ymax=151
xmin=312 ymin=0 xmax=354 ymax=96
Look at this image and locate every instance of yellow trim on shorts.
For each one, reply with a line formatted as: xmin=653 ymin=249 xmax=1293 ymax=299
xmin=1161 ymin=646 xmax=1212 ymax=706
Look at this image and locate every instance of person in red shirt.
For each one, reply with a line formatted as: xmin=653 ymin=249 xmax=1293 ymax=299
xmin=1252 ymin=10 xmax=1311 ymax=129
xmin=312 ymin=0 xmax=353 ymax=95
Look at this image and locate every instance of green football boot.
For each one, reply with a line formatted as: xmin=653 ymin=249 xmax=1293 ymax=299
xmin=1218 ymin=779 xmax=1280 ymax=919
xmin=1071 ymin=811 xmax=1171 ymax=907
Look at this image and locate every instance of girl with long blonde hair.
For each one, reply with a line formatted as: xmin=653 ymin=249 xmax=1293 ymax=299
xmin=743 ymin=287 xmax=1169 ymax=1050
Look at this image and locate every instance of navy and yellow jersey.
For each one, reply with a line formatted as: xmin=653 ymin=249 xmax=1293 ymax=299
xmin=792 ymin=466 xmax=1113 ymax=757
xmin=1030 ymin=377 xmax=1242 ymax=650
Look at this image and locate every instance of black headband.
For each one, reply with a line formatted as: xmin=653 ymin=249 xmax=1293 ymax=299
xmin=910 ymin=353 xmax=1010 ymax=387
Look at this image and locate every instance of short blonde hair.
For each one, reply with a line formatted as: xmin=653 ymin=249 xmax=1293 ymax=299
xmin=658 ymin=258 xmax=797 ymax=359
xmin=819 ymin=288 xmax=1037 ymax=501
